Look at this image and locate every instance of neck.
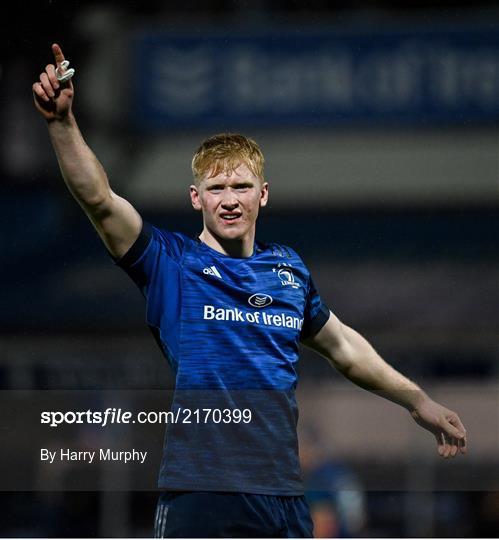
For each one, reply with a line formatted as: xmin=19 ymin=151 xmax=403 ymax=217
xmin=199 ymin=228 xmax=255 ymax=258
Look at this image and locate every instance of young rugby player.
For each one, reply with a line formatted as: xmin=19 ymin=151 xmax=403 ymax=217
xmin=33 ymin=43 xmax=467 ymax=538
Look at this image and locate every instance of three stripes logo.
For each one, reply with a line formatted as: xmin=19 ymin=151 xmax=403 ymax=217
xmin=154 ymin=501 xmax=169 ymax=538
xmin=203 ymin=265 xmax=222 ymax=279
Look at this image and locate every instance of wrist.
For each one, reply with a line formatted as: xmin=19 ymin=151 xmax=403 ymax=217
xmin=406 ymin=388 xmax=429 ymax=412
xmin=46 ymin=110 xmax=74 ymax=126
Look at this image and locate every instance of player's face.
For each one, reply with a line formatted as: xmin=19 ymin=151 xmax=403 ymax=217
xmin=190 ymin=163 xmax=268 ymax=243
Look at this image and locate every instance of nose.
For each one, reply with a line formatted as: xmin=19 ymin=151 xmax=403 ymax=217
xmin=221 ymin=188 xmax=239 ymax=209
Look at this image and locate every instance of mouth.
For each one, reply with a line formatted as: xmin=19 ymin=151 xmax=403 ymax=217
xmin=219 ymin=212 xmax=242 ymax=224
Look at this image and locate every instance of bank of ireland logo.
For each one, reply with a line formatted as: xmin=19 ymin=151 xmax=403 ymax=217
xmin=248 ymin=294 xmax=273 ymax=308
xmin=273 ymin=263 xmax=300 ymax=289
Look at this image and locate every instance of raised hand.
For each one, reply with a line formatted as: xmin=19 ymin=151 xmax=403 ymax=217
xmin=410 ymin=396 xmax=467 ymax=458
xmin=32 ymin=43 xmax=74 ymax=121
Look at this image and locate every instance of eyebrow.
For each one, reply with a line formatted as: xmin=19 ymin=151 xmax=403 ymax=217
xmin=206 ymin=181 xmax=255 ymax=189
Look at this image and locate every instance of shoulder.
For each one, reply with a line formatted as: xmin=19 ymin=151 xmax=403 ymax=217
xmin=113 ymin=222 xmax=191 ymax=276
xmin=151 ymin=225 xmax=199 ymax=249
xmin=152 ymin=225 xmax=189 ymax=246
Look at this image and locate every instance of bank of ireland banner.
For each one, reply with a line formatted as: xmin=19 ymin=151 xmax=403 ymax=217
xmin=133 ymin=25 xmax=499 ymax=129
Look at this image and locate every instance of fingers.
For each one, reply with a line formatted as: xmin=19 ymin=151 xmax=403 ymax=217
xmin=451 ymin=415 xmax=467 ymax=453
xmin=46 ymin=64 xmax=60 ymax=91
xmin=436 ymin=432 xmax=453 ymax=458
xmin=33 ymin=44 xmax=74 ymax=120
xmin=436 ymin=431 xmax=466 ymax=459
xmin=36 ymin=62 xmax=64 ymax=101
xmin=458 ymin=435 xmax=467 ymax=454
xmin=445 ymin=414 xmax=467 ymax=454
xmin=446 ymin=424 xmax=463 ymax=439
xmin=440 ymin=432 xmax=452 ymax=458
xmin=448 ymin=413 xmax=466 ymax=437
xmin=39 ymin=72 xmax=55 ymax=99
xmin=435 ymin=432 xmax=445 ymax=457
xmin=32 ymin=81 xmax=49 ymax=103
xmin=52 ymin=43 xmax=65 ymax=66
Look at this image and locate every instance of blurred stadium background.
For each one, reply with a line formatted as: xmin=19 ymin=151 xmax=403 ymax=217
xmin=1 ymin=0 xmax=498 ymax=537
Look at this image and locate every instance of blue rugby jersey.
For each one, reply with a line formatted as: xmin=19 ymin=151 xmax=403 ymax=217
xmin=115 ymin=221 xmax=330 ymax=495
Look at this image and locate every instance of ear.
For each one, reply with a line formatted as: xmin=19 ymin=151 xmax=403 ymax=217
xmin=259 ymin=182 xmax=269 ymax=208
xmin=190 ymin=185 xmax=202 ymax=211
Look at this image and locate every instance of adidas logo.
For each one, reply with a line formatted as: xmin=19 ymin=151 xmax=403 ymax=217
xmin=202 ymin=265 xmax=222 ymax=279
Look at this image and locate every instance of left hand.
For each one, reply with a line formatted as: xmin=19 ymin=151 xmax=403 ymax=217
xmin=410 ymin=396 xmax=467 ymax=458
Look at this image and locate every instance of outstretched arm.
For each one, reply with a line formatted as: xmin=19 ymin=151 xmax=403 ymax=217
xmin=32 ymin=43 xmax=141 ymax=259
xmin=302 ymin=311 xmax=467 ymax=458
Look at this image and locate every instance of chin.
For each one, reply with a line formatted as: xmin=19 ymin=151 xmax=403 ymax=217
xmin=216 ymin=227 xmax=247 ymax=241
xmin=219 ymin=231 xmax=245 ymax=241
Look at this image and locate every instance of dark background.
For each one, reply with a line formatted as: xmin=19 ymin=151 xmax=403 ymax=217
xmin=1 ymin=0 xmax=498 ymax=537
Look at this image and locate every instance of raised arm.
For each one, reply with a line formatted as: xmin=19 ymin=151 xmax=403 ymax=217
xmin=32 ymin=43 xmax=141 ymax=259
xmin=302 ymin=311 xmax=467 ymax=458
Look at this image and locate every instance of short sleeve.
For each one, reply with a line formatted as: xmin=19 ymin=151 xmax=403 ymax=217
xmin=300 ymin=275 xmax=330 ymax=340
xmin=112 ymin=221 xmax=185 ymax=295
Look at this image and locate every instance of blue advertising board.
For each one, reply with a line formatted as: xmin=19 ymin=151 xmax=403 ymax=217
xmin=133 ymin=25 xmax=499 ymax=129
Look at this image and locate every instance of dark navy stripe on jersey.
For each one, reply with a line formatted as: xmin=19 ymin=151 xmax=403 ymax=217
xmin=114 ymin=221 xmax=153 ymax=268
xmin=301 ymin=302 xmax=330 ymax=339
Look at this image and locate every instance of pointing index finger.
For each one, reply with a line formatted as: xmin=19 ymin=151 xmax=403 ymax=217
xmin=52 ymin=43 xmax=65 ymax=66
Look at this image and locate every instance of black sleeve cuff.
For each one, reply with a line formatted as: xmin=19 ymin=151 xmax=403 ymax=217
xmin=113 ymin=221 xmax=153 ymax=269
xmin=301 ymin=303 xmax=330 ymax=339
